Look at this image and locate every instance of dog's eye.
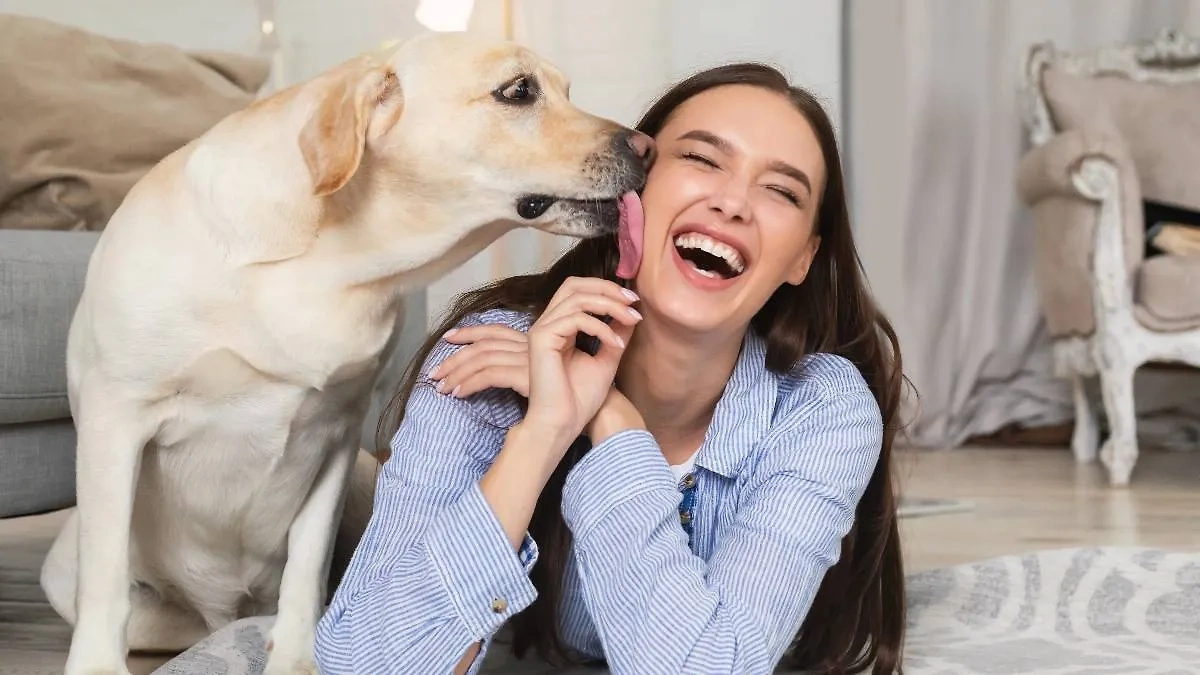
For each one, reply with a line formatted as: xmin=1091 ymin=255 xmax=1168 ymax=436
xmin=495 ymin=76 xmax=538 ymax=105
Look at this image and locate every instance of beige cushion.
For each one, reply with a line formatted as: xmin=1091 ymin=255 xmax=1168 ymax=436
xmin=1137 ymin=254 xmax=1200 ymax=327
xmin=0 ymin=15 xmax=270 ymax=232
xmin=1042 ymin=66 xmax=1200 ymax=213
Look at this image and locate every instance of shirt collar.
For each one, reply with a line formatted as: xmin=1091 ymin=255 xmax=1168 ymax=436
xmin=694 ymin=328 xmax=777 ymax=477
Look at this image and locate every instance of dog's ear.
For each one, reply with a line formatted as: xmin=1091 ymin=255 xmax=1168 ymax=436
xmin=299 ymin=65 xmax=401 ymax=196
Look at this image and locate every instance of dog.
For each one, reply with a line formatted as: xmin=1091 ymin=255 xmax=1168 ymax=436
xmin=39 ymin=30 xmax=650 ymax=675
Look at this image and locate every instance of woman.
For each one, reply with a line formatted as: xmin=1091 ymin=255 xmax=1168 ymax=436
xmin=314 ymin=63 xmax=906 ymax=675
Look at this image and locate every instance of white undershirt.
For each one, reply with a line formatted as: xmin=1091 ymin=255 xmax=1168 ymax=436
xmin=669 ymin=452 xmax=698 ymax=483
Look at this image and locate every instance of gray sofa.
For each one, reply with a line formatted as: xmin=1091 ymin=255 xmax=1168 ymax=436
xmin=0 ymin=229 xmax=98 ymax=517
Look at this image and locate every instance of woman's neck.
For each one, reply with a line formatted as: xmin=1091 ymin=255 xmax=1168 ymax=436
xmin=615 ymin=318 xmax=744 ymax=465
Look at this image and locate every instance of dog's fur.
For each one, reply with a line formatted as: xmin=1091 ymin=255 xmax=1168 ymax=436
xmin=39 ymin=31 xmax=647 ymax=675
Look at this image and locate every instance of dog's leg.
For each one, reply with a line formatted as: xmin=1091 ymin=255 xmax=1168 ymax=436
xmin=64 ymin=380 xmax=155 ymax=675
xmin=125 ymin=585 xmax=211 ymax=653
xmin=328 ymin=448 xmax=382 ymax=596
xmin=264 ymin=442 xmax=357 ymax=675
xmin=42 ymin=511 xmax=208 ymax=655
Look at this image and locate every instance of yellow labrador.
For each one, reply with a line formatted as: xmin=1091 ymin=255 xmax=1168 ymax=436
xmin=40 ymin=31 xmax=650 ymax=675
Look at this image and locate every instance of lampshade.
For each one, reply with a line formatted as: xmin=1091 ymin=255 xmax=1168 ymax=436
xmin=415 ymin=0 xmax=476 ymax=32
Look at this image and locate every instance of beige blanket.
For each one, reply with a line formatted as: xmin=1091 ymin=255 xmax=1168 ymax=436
xmin=0 ymin=15 xmax=270 ymax=231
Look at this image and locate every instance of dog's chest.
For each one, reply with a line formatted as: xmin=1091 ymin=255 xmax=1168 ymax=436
xmin=143 ymin=353 xmax=368 ymax=571
xmin=241 ymin=284 xmax=400 ymax=391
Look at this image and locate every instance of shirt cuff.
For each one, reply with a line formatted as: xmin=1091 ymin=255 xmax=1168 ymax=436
xmin=561 ymin=429 xmax=678 ymax=539
xmin=424 ymin=482 xmax=539 ymax=640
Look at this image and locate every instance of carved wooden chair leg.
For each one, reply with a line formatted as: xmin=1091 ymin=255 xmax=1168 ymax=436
xmin=1070 ymin=374 xmax=1099 ymax=463
xmin=1097 ymin=362 xmax=1139 ymax=486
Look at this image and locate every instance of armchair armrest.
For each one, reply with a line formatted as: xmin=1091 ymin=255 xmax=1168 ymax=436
xmin=1017 ymin=128 xmax=1140 ymax=207
xmin=1015 ymin=129 xmax=1145 ymax=338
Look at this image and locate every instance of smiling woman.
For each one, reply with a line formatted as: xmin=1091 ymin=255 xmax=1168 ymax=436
xmin=316 ymin=62 xmax=908 ymax=675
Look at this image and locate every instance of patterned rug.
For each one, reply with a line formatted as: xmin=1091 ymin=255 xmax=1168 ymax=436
xmin=155 ymin=546 xmax=1200 ymax=674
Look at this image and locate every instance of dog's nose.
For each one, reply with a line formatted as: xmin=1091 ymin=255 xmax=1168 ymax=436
xmin=625 ymin=131 xmax=655 ymax=160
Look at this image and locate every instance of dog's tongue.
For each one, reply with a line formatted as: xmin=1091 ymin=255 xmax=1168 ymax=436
xmin=615 ymin=191 xmax=644 ymax=280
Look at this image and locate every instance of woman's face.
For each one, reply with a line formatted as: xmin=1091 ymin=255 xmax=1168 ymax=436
xmin=633 ymin=84 xmax=825 ymax=337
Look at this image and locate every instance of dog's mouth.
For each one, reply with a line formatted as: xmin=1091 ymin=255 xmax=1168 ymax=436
xmin=515 ymin=194 xmax=620 ymax=221
xmin=514 ymin=193 xmax=629 ymax=238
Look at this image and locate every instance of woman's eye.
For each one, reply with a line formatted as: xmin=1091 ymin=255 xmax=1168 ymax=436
xmin=682 ymin=152 xmax=718 ymax=167
xmin=769 ymin=186 xmax=801 ymax=207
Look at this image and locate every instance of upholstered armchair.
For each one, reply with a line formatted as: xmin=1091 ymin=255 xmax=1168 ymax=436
xmin=1017 ymin=30 xmax=1200 ymax=486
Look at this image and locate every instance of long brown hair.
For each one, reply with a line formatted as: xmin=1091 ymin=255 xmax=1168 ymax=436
xmin=378 ymin=63 xmax=907 ymax=674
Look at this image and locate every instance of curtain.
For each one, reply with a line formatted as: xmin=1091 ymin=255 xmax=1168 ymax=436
xmin=850 ymin=0 xmax=1200 ymax=449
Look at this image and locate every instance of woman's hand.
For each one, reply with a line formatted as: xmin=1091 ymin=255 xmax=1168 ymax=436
xmin=586 ymin=386 xmax=646 ymax=446
xmin=431 ymin=324 xmax=530 ymax=399
xmin=524 ymin=277 xmax=642 ymax=448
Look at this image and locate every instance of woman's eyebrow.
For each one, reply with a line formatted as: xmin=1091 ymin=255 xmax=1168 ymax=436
xmin=676 ymin=129 xmax=811 ymax=195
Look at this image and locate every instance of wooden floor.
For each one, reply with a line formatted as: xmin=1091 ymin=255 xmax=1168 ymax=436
xmin=2 ymin=446 xmax=1198 ymax=674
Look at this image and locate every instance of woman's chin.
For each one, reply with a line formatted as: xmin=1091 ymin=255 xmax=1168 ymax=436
xmin=648 ymin=298 xmax=734 ymax=336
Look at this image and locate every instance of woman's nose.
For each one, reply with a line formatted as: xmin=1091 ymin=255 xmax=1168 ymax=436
xmin=708 ymin=178 xmax=751 ymax=222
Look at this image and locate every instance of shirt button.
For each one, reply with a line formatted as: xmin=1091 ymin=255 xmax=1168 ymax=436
xmin=679 ymin=511 xmax=692 ymax=525
xmin=681 ymin=473 xmax=696 ymax=489
xmin=490 ymin=597 xmax=508 ymax=613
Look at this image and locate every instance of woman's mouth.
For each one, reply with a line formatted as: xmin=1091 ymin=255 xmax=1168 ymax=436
xmin=672 ymin=231 xmax=746 ymax=280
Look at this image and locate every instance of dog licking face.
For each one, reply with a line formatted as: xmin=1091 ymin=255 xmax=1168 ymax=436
xmin=311 ymin=32 xmax=653 ymax=250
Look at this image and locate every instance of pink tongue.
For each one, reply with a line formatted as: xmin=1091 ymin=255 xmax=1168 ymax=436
xmin=615 ymin=191 xmax=644 ymax=280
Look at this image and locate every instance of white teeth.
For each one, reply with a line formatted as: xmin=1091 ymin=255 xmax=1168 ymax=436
xmin=673 ymin=232 xmax=745 ymax=274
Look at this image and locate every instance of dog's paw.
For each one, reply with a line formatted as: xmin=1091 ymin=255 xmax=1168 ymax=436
xmin=64 ymin=665 xmax=132 ymax=675
xmin=264 ymin=632 xmax=319 ymax=675
xmin=64 ymin=650 xmax=132 ymax=675
xmin=263 ymin=655 xmax=319 ymax=675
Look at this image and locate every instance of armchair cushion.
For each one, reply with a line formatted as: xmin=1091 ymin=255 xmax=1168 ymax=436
xmin=1136 ymin=254 xmax=1200 ymax=328
xmin=1041 ymin=66 xmax=1200 ymax=214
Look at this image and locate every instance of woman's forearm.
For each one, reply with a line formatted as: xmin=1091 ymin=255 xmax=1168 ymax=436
xmin=478 ymin=420 xmax=570 ymax=549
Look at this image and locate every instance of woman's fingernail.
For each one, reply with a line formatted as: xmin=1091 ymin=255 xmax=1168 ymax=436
xmin=622 ymin=288 xmax=639 ymax=301
xmin=615 ymin=335 xmax=626 ymax=349
xmin=451 ymin=385 xmax=461 ymax=398
xmin=435 ymin=379 xmax=447 ymax=393
xmin=628 ymin=307 xmax=642 ymax=321
xmin=428 ymin=365 xmax=441 ymax=379
xmin=443 ymin=328 xmax=458 ymax=338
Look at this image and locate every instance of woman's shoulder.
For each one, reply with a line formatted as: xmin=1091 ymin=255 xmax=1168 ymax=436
xmin=778 ymin=352 xmax=875 ymax=403
xmin=455 ymin=307 xmax=536 ymax=333
xmin=416 ymin=307 xmax=535 ymax=431
xmin=766 ymin=353 xmax=882 ymax=441
xmin=745 ymin=353 xmax=884 ymax=475
xmin=424 ymin=307 xmax=535 ymax=365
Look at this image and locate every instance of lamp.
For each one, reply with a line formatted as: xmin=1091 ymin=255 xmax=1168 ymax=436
xmin=256 ymin=0 xmax=284 ymax=91
xmin=415 ymin=0 xmax=477 ymax=32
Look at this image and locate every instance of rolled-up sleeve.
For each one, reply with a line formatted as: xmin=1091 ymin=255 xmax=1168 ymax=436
xmin=560 ymin=383 xmax=883 ymax=675
xmin=314 ymin=340 xmax=537 ymax=675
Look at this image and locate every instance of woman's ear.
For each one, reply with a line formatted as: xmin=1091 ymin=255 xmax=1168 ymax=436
xmin=785 ymin=235 xmax=821 ymax=285
xmin=299 ymin=64 xmax=401 ymax=196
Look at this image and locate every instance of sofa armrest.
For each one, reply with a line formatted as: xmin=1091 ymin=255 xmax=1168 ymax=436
xmin=0 ymin=229 xmax=99 ymax=424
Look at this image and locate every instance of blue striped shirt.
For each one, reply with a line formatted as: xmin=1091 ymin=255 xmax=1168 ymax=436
xmin=314 ymin=308 xmax=883 ymax=674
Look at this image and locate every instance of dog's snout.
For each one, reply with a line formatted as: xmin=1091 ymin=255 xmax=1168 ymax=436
xmin=624 ymin=131 xmax=654 ymax=161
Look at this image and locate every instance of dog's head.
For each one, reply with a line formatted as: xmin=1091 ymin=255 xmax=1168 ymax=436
xmin=298 ymin=32 xmax=652 ymax=244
